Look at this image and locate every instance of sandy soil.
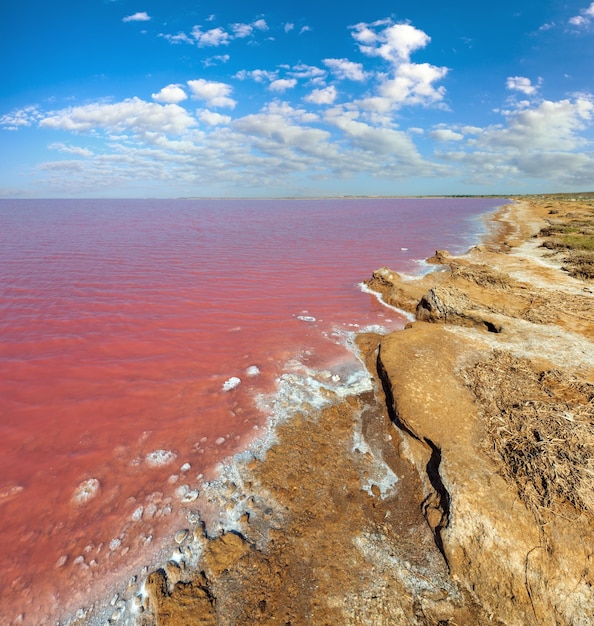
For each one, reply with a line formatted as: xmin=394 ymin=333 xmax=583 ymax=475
xmin=68 ymin=194 xmax=594 ymax=626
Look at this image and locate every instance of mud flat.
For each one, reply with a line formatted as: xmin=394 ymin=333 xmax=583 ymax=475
xmin=69 ymin=194 xmax=594 ymax=625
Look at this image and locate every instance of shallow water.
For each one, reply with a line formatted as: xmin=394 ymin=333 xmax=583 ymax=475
xmin=0 ymin=197 xmax=503 ymax=623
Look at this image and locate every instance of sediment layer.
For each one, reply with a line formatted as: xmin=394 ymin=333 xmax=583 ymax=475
xmin=101 ymin=195 xmax=594 ymax=625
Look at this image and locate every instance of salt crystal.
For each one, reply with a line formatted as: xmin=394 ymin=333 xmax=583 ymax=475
xmin=72 ymin=478 xmax=100 ymax=505
xmin=246 ymin=365 xmax=260 ymax=377
xmin=145 ymin=450 xmax=177 ymax=467
xmin=222 ymin=376 xmax=241 ymax=391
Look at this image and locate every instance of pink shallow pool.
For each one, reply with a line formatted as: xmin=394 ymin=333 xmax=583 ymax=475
xmin=0 ymin=197 xmax=502 ymax=623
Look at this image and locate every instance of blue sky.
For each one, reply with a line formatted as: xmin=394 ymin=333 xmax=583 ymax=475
xmin=2 ymin=1 xmax=594 ymax=197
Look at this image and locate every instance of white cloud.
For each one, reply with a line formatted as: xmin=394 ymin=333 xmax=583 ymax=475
xmin=346 ymin=20 xmax=448 ymax=114
xmin=0 ymin=105 xmax=40 ymax=130
xmin=39 ymin=98 xmax=196 ymax=135
xmin=123 ymin=12 xmax=151 ymax=23
xmin=252 ymin=19 xmax=268 ymax=31
xmin=233 ymin=103 xmax=332 ymax=162
xmin=304 ymin=86 xmax=338 ymax=105
xmin=355 ymin=63 xmax=447 ymax=114
xmin=323 ymin=58 xmax=367 ymax=81
xmin=151 ymin=84 xmax=188 ymax=104
xmin=192 ymin=26 xmax=230 ymax=47
xmin=324 ymin=107 xmax=433 ymax=172
xmin=187 ymin=79 xmax=236 ymax=109
xmin=506 ymin=76 xmax=541 ymax=96
xmin=284 ymin=23 xmax=295 ymax=33
xmin=478 ymin=97 xmax=593 ymax=151
xmin=299 ymin=26 xmax=312 ymax=34
xmin=163 ymin=18 xmax=269 ymax=48
xmin=429 ymin=129 xmax=464 ymax=142
xmin=379 ymin=62 xmax=447 ymax=106
xmin=48 ymin=142 xmax=93 ymax=157
xmin=235 ymin=69 xmax=278 ymax=83
xmin=268 ymin=78 xmax=297 ymax=92
xmin=203 ymin=54 xmax=230 ymax=67
xmin=437 ymin=96 xmax=594 ymax=187
xmin=160 ymin=32 xmax=193 ymax=45
xmin=569 ymin=3 xmax=594 ymax=26
xmin=286 ymin=64 xmax=326 ymax=81
xmin=198 ymin=109 xmax=231 ymax=126
xmin=232 ymin=23 xmax=254 ymax=38
xmin=352 ymin=21 xmax=430 ymax=63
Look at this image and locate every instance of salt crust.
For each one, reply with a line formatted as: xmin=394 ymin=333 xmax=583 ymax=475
xmin=222 ymin=376 xmax=241 ymax=391
xmin=145 ymin=449 xmax=177 ymax=467
xmin=72 ymin=478 xmax=100 ymax=505
xmin=61 ymin=324 xmax=396 ymax=626
xmin=359 ymin=282 xmax=415 ymax=321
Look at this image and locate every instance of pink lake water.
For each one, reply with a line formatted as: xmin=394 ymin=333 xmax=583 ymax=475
xmin=0 ymin=198 xmax=504 ymax=624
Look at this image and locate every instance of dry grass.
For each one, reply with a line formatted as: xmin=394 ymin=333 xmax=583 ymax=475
xmin=536 ymin=205 xmax=594 ymax=279
xmin=562 ymin=251 xmax=594 ymax=280
xmin=463 ymin=351 xmax=594 ymax=521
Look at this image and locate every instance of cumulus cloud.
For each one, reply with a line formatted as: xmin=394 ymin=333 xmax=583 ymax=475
xmin=123 ymin=12 xmax=151 ymax=23
xmin=347 ymin=20 xmax=448 ymax=113
xmin=0 ymin=105 xmax=41 ymax=130
xmin=39 ymin=98 xmax=196 ymax=135
xmin=233 ymin=102 xmax=332 ymax=162
xmin=437 ymin=96 xmax=594 ymax=187
xmin=304 ymin=86 xmax=338 ymax=105
xmin=162 ymin=18 xmax=269 ymax=48
xmin=8 ymin=17 xmax=594 ymax=196
xmin=151 ymin=84 xmax=188 ymax=104
xmin=198 ymin=109 xmax=231 ymax=126
xmin=429 ymin=129 xmax=464 ymax=142
xmin=269 ymin=78 xmax=297 ymax=92
xmin=479 ymin=97 xmax=593 ymax=151
xmin=569 ymin=2 xmax=594 ymax=26
xmin=160 ymin=32 xmax=193 ymax=45
xmin=231 ymin=23 xmax=254 ymax=38
xmin=235 ymin=69 xmax=278 ymax=83
xmin=285 ymin=64 xmax=326 ymax=81
xmin=187 ymin=79 xmax=236 ymax=108
xmin=284 ymin=23 xmax=295 ymax=33
xmin=323 ymin=58 xmax=367 ymax=81
xmin=506 ymin=76 xmax=542 ymax=96
xmin=352 ymin=20 xmax=430 ymax=63
xmin=203 ymin=54 xmax=230 ymax=67
xmin=252 ymin=19 xmax=268 ymax=31
xmin=192 ymin=26 xmax=230 ymax=47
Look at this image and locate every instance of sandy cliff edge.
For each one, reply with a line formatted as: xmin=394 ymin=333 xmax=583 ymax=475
xmin=79 ymin=195 xmax=594 ymax=626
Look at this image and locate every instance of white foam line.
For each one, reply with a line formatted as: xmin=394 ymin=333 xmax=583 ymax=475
xmin=359 ymin=282 xmax=415 ymax=322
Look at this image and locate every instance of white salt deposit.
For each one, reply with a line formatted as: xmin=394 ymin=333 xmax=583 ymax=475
xmin=145 ymin=450 xmax=177 ymax=467
xmin=72 ymin=478 xmax=100 ymax=505
xmin=130 ymin=506 xmax=144 ymax=522
xmin=222 ymin=376 xmax=241 ymax=391
xmin=245 ymin=365 xmax=260 ymax=377
xmin=296 ymin=315 xmax=316 ymax=322
xmin=359 ymin=282 xmax=416 ymax=321
xmin=109 ymin=538 xmax=122 ymax=551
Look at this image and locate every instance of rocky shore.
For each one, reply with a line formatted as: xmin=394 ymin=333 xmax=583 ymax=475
xmin=102 ymin=195 xmax=594 ymax=625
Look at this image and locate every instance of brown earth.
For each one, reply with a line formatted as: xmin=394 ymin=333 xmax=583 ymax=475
xmin=131 ymin=195 xmax=594 ymax=625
